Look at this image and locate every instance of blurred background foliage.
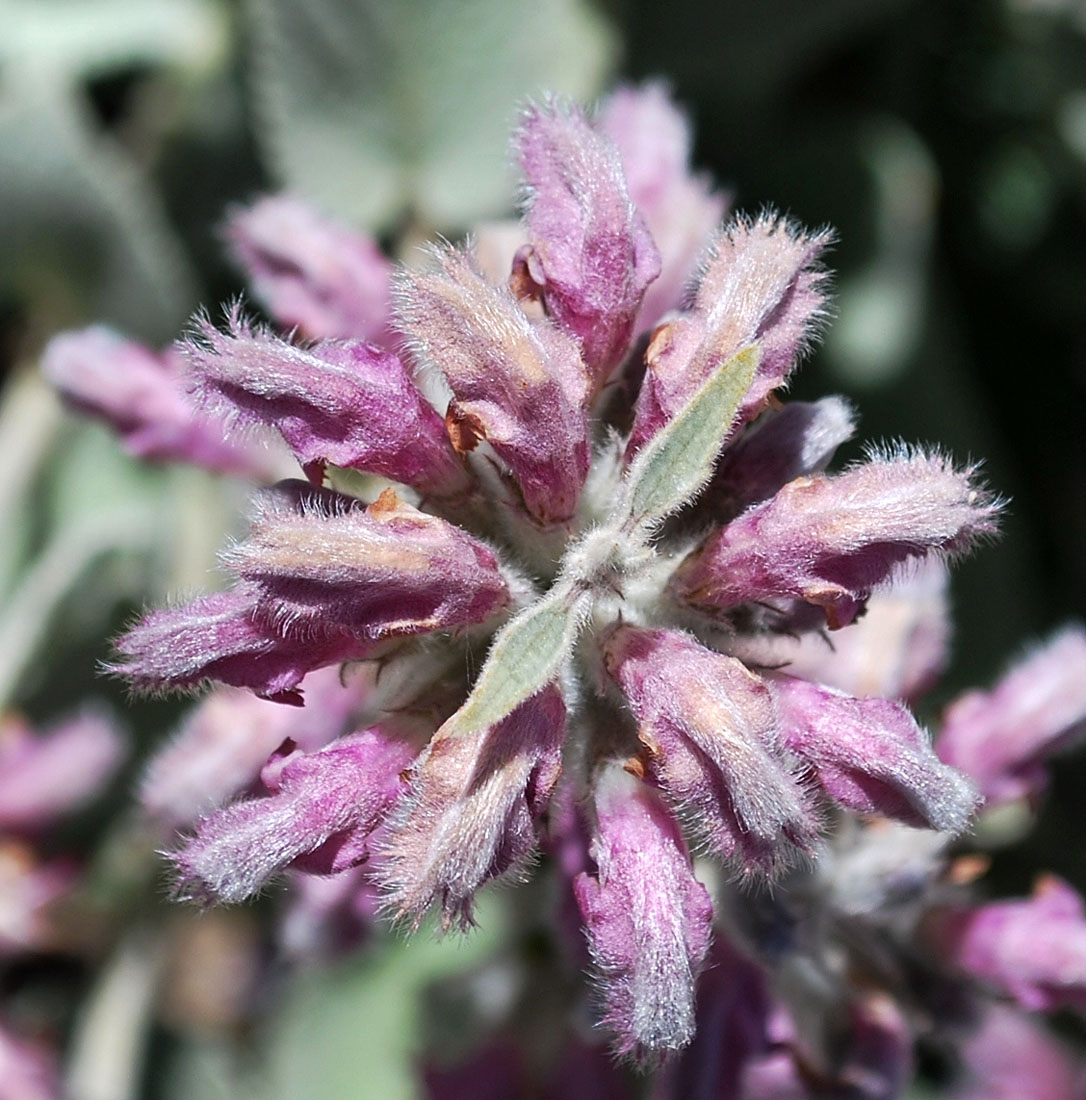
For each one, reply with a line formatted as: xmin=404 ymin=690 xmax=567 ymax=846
xmin=0 ymin=0 xmax=1083 ymax=1096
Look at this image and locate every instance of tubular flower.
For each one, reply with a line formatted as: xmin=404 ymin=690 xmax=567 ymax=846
xmin=45 ymin=85 xmax=1005 ymax=1066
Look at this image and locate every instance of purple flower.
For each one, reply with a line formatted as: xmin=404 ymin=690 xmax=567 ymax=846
xmin=574 ymin=766 xmax=713 ymax=1061
xmin=223 ymin=194 xmax=393 ymax=344
xmin=930 ymin=875 xmax=1086 ymax=1014
xmin=52 ymin=83 xmax=1004 ymax=1065
xmin=937 ymin=625 xmax=1086 ymax=808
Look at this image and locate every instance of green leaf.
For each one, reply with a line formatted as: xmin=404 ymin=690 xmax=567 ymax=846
xmin=0 ymin=80 xmax=197 ymax=338
xmin=624 ymin=345 xmax=761 ymax=528
xmin=0 ymin=0 xmax=227 ymax=82
xmin=448 ymin=583 xmax=587 ymax=737
xmin=249 ymin=0 xmax=615 ymax=231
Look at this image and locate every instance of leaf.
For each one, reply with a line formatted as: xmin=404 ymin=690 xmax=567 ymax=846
xmin=624 ymin=345 xmax=761 ymax=528
xmin=0 ymin=79 xmax=197 ymax=338
xmin=0 ymin=0 xmax=227 ymax=81
xmin=447 ymin=583 xmax=587 ymax=738
xmin=249 ymin=0 xmax=615 ymax=231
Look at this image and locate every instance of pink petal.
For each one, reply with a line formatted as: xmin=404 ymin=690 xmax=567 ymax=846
xmin=224 ymin=194 xmax=393 ymax=343
xmin=394 ymin=247 xmax=590 ymax=526
xmin=512 ymin=98 xmax=661 ymax=388
xmin=770 ymin=674 xmax=978 ymax=832
xmin=228 ymin=487 xmax=509 ymax=642
xmin=379 ymin=684 xmax=565 ymax=931
xmin=602 ymin=626 xmax=817 ymax=876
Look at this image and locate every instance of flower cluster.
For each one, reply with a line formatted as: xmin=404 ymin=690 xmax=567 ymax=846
xmin=43 ymin=84 xmax=1086 ymax=1090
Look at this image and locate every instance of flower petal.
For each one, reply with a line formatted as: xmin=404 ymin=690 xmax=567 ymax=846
xmin=672 ymin=449 xmax=1000 ymax=629
xmin=172 ymin=728 xmax=413 ymax=905
xmin=224 ymin=194 xmax=393 ymax=343
xmin=228 ymin=488 xmax=509 ymax=642
xmin=394 ymin=247 xmax=590 ymax=526
xmin=512 ymin=98 xmax=661 ymax=386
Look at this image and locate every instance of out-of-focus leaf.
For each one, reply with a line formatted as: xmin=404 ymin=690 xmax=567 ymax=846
xmin=176 ymin=898 xmax=508 ymax=1100
xmin=0 ymin=0 xmax=227 ymax=82
xmin=250 ymin=0 xmax=615 ymax=231
xmin=0 ymin=78 xmax=196 ymax=338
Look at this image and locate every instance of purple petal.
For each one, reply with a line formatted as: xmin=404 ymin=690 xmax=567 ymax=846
xmin=602 ymin=626 xmax=818 ymax=876
xmin=379 ymin=684 xmax=565 ymax=931
xmin=140 ymin=664 xmax=369 ymax=827
xmin=627 ymin=213 xmax=832 ymax=456
xmin=183 ymin=312 xmax=471 ymax=496
xmin=574 ymin=766 xmax=714 ymax=1061
xmin=0 ymin=1021 xmax=59 ymax=1100
xmin=512 ymin=98 xmax=661 ymax=387
xmin=931 ymin=876 xmax=1086 ymax=1014
xmin=111 ymin=586 xmax=374 ymax=704
xmin=0 ymin=711 xmax=124 ymax=831
xmin=42 ymin=326 xmax=271 ymax=477
xmin=394 ymin=248 xmax=591 ymax=526
xmin=597 ymin=82 xmax=728 ymax=331
xmin=951 ymin=1005 xmax=1085 ymax=1100
xmin=672 ymin=449 xmax=1000 ymax=629
xmin=707 ymin=396 xmax=857 ymax=518
xmin=172 ymin=728 xmax=413 ymax=905
xmin=223 ymin=194 xmax=393 ymax=343
xmin=770 ymin=674 xmax=978 ymax=833
xmin=937 ymin=626 xmax=1086 ymax=808
xmin=228 ymin=488 xmax=510 ymax=642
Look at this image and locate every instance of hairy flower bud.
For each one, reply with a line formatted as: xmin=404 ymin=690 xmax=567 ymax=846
xmin=574 ymin=766 xmax=713 ymax=1061
xmin=184 ymin=314 xmax=470 ymax=494
xmin=172 ymin=728 xmax=413 ymax=905
xmin=672 ymin=450 xmax=999 ymax=628
xmin=226 ymin=488 xmax=510 ymax=642
xmin=394 ymin=247 xmax=590 ymax=526
xmin=224 ymin=194 xmax=393 ymax=343
xmin=513 ymin=98 xmax=661 ymax=385
xmin=770 ymin=674 xmax=978 ymax=832
xmin=603 ymin=626 xmax=817 ymax=875
xmin=627 ymin=213 xmax=832 ymax=455
xmin=379 ymin=684 xmax=565 ymax=930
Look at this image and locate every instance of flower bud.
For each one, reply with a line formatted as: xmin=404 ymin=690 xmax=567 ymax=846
xmin=172 ymin=728 xmax=413 ymax=905
xmin=672 ymin=450 xmax=999 ymax=629
xmin=224 ymin=194 xmax=393 ymax=343
xmin=574 ymin=766 xmax=713 ymax=1061
xmin=184 ymin=313 xmax=471 ymax=495
xmin=513 ymin=98 xmax=661 ymax=385
xmin=603 ymin=626 xmax=817 ymax=875
xmin=379 ymin=684 xmax=565 ymax=931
